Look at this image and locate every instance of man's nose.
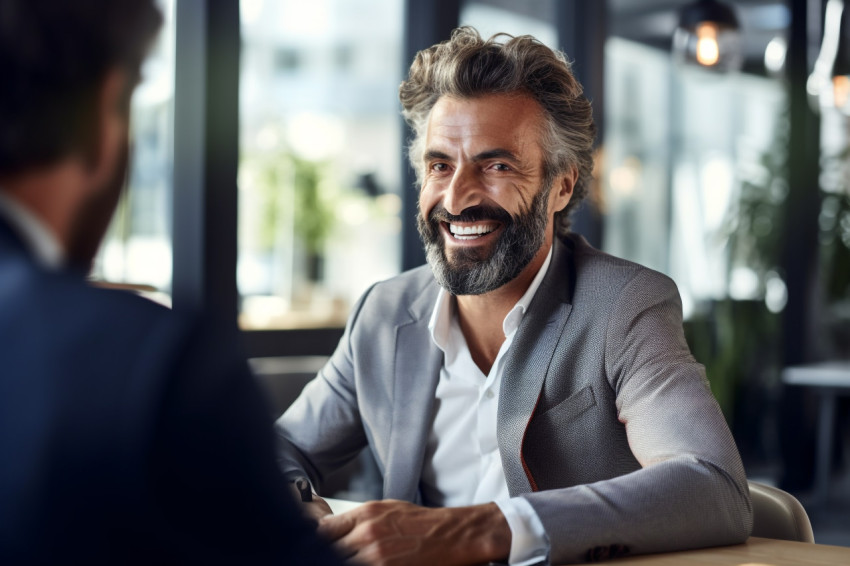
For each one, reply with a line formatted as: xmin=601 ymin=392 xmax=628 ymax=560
xmin=442 ymin=164 xmax=483 ymax=216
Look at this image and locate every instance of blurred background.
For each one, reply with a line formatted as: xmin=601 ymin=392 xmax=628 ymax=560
xmin=92 ymin=0 xmax=848 ymax=545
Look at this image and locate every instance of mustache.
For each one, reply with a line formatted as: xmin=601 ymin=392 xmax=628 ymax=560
xmin=428 ymin=203 xmax=513 ymax=224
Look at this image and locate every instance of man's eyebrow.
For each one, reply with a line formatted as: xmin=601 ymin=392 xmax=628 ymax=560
xmin=424 ymin=148 xmax=522 ymax=163
xmin=472 ymin=149 xmax=521 ymax=163
xmin=424 ymin=149 xmax=452 ymax=162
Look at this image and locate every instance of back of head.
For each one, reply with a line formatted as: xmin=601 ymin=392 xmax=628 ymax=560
xmin=0 ymin=0 xmax=162 ymax=177
xmin=400 ymin=26 xmax=596 ymax=234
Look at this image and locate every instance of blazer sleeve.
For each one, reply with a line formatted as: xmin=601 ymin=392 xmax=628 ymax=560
xmin=522 ymin=269 xmax=752 ymax=564
xmin=274 ymin=286 xmax=375 ymax=491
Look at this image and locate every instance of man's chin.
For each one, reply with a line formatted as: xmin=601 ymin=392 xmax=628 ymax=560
xmin=442 ymin=240 xmax=496 ymax=267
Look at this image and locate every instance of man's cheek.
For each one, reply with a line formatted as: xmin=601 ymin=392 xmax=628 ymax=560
xmin=418 ymin=189 xmax=435 ymax=219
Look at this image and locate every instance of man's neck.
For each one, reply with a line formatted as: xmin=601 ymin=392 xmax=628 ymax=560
xmin=455 ymin=240 xmax=552 ymax=374
xmin=0 ymin=161 xmax=88 ymax=258
xmin=0 ymin=189 xmax=66 ymax=268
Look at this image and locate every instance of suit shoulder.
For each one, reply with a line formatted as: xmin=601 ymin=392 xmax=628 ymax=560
xmin=7 ymin=262 xmax=198 ymax=362
xmin=361 ymin=264 xmax=437 ymax=308
xmin=564 ymin=234 xmax=678 ymax=299
xmin=49 ymin=270 xmax=176 ymax=329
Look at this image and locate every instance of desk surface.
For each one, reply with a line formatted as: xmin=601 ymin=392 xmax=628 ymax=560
xmin=606 ymin=537 xmax=850 ymax=565
xmin=322 ymin=500 xmax=849 ymax=565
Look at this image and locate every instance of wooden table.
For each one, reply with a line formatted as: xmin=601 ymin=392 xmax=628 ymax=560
xmin=606 ymin=537 xmax=850 ymax=565
xmin=325 ymin=499 xmax=850 ymax=565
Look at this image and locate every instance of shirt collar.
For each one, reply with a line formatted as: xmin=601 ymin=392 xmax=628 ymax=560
xmin=502 ymin=245 xmax=553 ymax=338
xmin=428 ymin=244 xmax=554 ymax=351
xmin=0 ymin=190 xmax=65 ymax=270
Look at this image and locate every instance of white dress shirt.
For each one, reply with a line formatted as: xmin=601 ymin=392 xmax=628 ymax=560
xmin=420 ymin=247 xmax=553 ymax=566
xmin=0 ymin=190 xmax=64 ymax=269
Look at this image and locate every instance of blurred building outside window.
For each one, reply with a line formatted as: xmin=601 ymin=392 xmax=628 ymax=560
xmin=238 ymin=0 xmax=404 ymax=330
xmin=91 ymin=0 xmax=175 ymax=307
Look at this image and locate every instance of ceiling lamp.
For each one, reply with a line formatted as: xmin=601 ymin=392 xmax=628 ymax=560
xmin=807 ymin=0 xmax=850 ymax=114
xmin=673 ymin=0 xmax=743 ymax=72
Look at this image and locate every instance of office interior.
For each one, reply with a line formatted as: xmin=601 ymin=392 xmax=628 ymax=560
xmin=101 ymin=0 xmax=849 ymax=546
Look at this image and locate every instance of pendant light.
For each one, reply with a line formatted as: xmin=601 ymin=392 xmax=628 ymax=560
xmin=673 ymin=0 xmax=743 ymax=72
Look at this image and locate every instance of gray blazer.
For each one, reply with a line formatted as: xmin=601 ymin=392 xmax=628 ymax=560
xmin=276 ymin=234 xmax=752 ymax=564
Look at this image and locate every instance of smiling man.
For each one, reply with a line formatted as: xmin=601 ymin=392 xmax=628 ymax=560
xmin=276 ymin=27 xmax=752 ymax=565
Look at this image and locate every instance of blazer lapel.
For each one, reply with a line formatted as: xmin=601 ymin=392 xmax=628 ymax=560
xmin=383 ymin=281 xmax=442 ymax=502
xmin=498 ymin=237 xmax=575 ymax=495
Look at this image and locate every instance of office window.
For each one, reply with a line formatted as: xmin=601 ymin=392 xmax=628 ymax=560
xmin=91 ymin=0 xmax=175 ymax=306
xmin=238 ymin=0 xmax=403 ymax=330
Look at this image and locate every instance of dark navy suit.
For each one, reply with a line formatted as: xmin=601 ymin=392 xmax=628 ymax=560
xmin=0 ymin=217 xmax=341 ymax=565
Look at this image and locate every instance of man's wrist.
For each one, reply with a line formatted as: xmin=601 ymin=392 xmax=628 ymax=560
xmin=495 ymin=497 xmax=549 ymax=565
xmin=450 ymin=502 xmax=512 ymax=563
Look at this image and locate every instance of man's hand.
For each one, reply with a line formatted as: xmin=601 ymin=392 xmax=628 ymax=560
xmin=301 ymin=494 xmax=334 ymax=523
xmin=317 ymin=500 xmax=511 ymax=566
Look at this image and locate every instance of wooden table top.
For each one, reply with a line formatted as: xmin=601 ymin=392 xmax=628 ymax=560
xmin=604 ymin=537 xmax=850 ymax=565
xmin=325 ymin=499 xmax=848 ymax=565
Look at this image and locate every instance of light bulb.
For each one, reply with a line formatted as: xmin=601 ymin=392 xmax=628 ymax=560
xmin=673 ymin=0 xmax=742 ymax=73
xmin=695 ymin=23 xmax=721 ymax=66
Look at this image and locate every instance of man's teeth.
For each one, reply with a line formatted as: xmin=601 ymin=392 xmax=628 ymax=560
xmin=449 ymin=223 xmax=497 ymax=240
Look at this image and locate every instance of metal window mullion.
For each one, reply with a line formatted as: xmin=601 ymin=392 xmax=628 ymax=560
xmin=172 ymin=0 xmax=240 ymax=321
xmin=400 ymin=0 xmax=461 ymax=271
xmin=556 ymin=0 xmax=606 ymax=249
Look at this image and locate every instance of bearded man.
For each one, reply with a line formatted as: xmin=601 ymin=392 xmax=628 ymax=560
xmin=276 ymin=27 xmax=752 ymax=566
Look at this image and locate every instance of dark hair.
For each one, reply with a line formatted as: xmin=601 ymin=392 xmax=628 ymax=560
xmin=399 ymin=26 xmax=596 ymax=234
xmin=0 ymin=0 xmax=162 ymax=175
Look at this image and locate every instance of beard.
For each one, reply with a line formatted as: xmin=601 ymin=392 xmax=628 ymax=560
xmin=417 ymin=184 xmax=551 ymax=296
xmin=66 ymin=140 xmax=129 ymax=274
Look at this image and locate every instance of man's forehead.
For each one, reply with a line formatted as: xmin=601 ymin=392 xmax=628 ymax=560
xmin=424 ymin=93 xmax=545 ymax=153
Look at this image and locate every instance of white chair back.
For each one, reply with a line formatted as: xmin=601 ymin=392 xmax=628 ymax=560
xmin=749 ymin=481 xmax=815 ymax=543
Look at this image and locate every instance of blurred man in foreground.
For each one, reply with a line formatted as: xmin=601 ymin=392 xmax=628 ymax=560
xmin=277 ymin=27 xmax=752 ymax=565
xmin=0 ymin=1 xmax=341 ymax=563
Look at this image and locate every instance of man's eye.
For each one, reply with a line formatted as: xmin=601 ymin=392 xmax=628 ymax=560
xmin=492 ymin=163 xmax=511 ymax=172
xmin=431 ymin=163 xmax=448 ymax=172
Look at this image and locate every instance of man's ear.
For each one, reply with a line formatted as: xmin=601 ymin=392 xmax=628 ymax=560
xmin=551 ymin=166 xmax=578 ymax=213
xmin=87 ymin=69 xmax=130 ymax=186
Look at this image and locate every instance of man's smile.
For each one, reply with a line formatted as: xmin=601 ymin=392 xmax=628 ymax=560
xmin=443 ymin=221 xmax=502 ymax=242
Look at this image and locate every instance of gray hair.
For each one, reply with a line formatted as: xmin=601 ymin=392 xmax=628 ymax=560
xmin=399 ymin=26 xmax=596 ymax=234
